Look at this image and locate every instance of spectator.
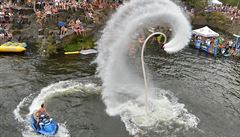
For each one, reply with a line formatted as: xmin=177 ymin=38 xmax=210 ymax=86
xmin=60 ymin=26 xmax=67 ymax=36
xmin=73 ymin=23 xmax=81 ymax=35
xmin=68 ymin=19 xmax=75 ymax=30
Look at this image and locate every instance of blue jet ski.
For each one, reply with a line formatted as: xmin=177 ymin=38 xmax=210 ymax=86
xmin=30 ymin=113 xmax=58 ymax=135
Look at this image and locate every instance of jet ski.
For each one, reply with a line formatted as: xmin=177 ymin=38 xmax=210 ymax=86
xmin=30 ymin=113 xmax=58 ymax=135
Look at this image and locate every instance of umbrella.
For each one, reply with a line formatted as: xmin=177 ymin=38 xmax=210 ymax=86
xmin=57 ymin=21 xmax=65 ymax=27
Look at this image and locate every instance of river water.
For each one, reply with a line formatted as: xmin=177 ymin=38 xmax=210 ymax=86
xmin=0 ymin=47 xmax=239 ymax=137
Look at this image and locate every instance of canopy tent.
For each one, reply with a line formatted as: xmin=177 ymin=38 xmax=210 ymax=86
xmin=193 ymin=26 xmax=219 ymax=37
xmin=209 ymin=0 xmax=223 ymax=5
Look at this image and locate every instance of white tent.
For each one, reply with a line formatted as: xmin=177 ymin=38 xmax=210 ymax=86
xmin=193 ymin=26 xmax=219 ymax=37
xmin=209 ymin=0 xmax=223 ymax=5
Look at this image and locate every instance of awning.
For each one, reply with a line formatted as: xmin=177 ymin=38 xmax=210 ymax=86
xmin=193 ymin=26 xmax=219 ymax=37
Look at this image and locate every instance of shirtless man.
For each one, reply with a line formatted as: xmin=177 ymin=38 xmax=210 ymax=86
xmin=34 ymin=104 xmax=49 ymax=129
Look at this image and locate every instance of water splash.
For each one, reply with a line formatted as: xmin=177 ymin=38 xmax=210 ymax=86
xmin=13 ymin=80 xmax=101 ymax=137
xmin=96 ymin=0 xmax=198 ymax=136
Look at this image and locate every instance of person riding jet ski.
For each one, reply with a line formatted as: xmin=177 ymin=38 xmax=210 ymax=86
xmin=34 ymin=103 xmax=49 ymax=129
xmin=30 ymin=103 xmax=58 ymax=135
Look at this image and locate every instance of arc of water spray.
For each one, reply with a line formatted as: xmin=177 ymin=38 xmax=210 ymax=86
xmin=141 ymin=32 xmax=167 ymax=112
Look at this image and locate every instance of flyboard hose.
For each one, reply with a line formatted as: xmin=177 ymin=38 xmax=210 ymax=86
xmin=141 ymin=32 xmax=167 ymax=113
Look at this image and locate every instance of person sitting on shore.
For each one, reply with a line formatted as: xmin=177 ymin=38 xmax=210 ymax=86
xmin=6 ymin=32 xmax=12 ymax=41
xmin=85 ymin=11 xmax=94 ymax=22
xmin=54 ymin=0 xmax=60 ymax=7
xmin=68 ymin=19 xmax=75 ymax=30
xmin=45 ymin=4 xmax=52 ymax=15
xmin=52 ymin=6 xmax=59 ymax=14
xmin=60 ymin=26 xmax=68 ymax=36
xmin=75 ymin=18 xmax=81 ymax=25
xmin=0 ymin=33 xmax=4 ymax=40
xmin=73 ymin=23 xmax=81 ymax=35
xmin=36 ymin=10 xmax=44 ymax=26
xmin=71 ymin=1 xmax=78 ymax=12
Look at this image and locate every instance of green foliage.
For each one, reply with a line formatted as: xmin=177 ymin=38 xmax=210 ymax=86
xmin=12 ymin=30 xmax=21 ymax=35
xmin=221 ymin=0 xmax=240 ymax=6
xmin=46 ymin=43 xmax=57 ymax=55
xmin=46 ymin=36 xmax=57 ymax=55
xmin=183 ymin=0 xmax=240 ymax=8
xmin=206 ymin=12 xmax=230 ymax=27
xmin=64 ymin=36 xmax=95 ymax=52
xmin=36 ymin=35 xmax=57 ymax=56
xmin=182 ymin=0 xmax=206 ymax=9
xmin=207 ymin=11 xmax=229 ymax=25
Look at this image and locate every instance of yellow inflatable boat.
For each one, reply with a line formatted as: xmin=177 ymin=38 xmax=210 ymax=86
xmin=0 ymin=42 xmax=27 ymax=53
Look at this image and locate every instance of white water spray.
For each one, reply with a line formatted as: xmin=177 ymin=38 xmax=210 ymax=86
xmin=96 ymin=0 xmax=199 ymax=135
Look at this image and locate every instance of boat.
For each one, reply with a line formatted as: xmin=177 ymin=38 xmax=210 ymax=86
xmin=192 ymin=40 xmax=218 ymax=56
xmin=30 ymin=113 xmax=58 ymax=136
xmin=80 ymin=49 xmax=97 ymax=55
xmin=64 ymin=51 xmax=80 ymax=55
xmin=0 ymin=42 xmax=27 ymax=53
xmin=200 ymin=45 xmax=218 ymax=56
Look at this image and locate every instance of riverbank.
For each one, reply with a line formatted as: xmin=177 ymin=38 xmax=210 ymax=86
xmin=184 ymin=0 xmax=240 ymax=34
xmin=191 ymin=11 xmax=240 ymax=35
xmin=0 ymin=1 xmax=117 ymax=56
xmin=2 ymin=0 xmax=239 ymax=57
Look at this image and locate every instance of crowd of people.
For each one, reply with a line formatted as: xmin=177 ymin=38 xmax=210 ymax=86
xmin=0 ymin=0 xmax=122 ymax=44
xmin=34 ymin=0 xmax=120 ymax=38
xmin=0 ymin=1 xmax=13 ymax=43
xmin=193 ymin=35 xmax=240 ymax=56
xmin=205 ymin=4 xmax=240 ymax=23
xmin=0 ymin=2 xmax=13 ymax=23
xmin=1 ymin=0 xmax=240 ymax=57
xmin=35 ymin=0 xmax=83 ymax=25
xmin=58 ymin=18 xmax=85 ymax=38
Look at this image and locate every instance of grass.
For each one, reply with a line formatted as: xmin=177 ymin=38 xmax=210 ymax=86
xmin=64 ymin=36 xmax=95 ymax=52
xmin=183 ymin=0 xmax=240 ymax=8
xmin=221 ymin=0 xmax=240 ymax=6
xmin=207 ymin=11 xmax=229 ymax=24
xmin=182 ymin=0 xmax=206 ymax=9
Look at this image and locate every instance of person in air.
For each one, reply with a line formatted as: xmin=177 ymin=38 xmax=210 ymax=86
xmin=155 ymin=34 xmax=165 ymax=49
xmin=34 ymin=103 xmax=49 ymax=129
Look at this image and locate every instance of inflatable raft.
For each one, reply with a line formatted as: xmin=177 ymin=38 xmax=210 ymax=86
xmin=0 ymin=42 xmax=27 ymax=53
xmin=64 ymin=51 xmax=80 ymax=55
